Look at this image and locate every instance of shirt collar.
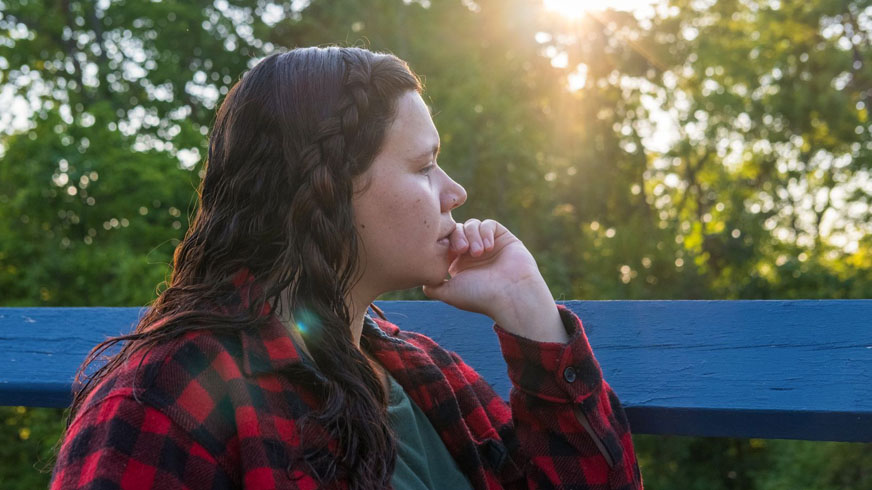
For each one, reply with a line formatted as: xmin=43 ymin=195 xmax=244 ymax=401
xmin=363 ymin=312 xmax=400 ymax=338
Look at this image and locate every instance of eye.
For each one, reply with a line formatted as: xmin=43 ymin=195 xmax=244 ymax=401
xmin=420 ymin=163 xmax=436 ymax=175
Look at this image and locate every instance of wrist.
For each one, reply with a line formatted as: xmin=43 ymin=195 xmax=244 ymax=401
xmin=491 ymin=279 xmax=567 ymax=343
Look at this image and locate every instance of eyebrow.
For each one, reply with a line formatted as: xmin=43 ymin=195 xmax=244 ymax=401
xmin=411 ymin=143 xmax=440 ymax=162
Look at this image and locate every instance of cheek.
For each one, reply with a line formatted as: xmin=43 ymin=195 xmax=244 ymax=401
xmin=383 ymin=185 xmax=434 ymax=228
xmin=355 ymin=177 xmax=439 ymax=251
xmin=390 ymin=198 xmax=430 ymax=241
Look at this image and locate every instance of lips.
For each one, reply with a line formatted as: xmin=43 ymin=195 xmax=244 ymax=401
xmin=437 ymin=223 xmax=456 ymax=246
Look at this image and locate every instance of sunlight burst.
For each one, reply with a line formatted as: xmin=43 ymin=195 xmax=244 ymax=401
xmin=544 ymin=0 xmax=654 ymax=18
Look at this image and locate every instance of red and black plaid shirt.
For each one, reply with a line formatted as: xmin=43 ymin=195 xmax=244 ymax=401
xmin=53 ymin=281 xmax=642 ymax=489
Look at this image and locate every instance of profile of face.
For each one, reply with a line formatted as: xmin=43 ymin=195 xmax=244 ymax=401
xmin=352 ymin=91 xmax=467 ymax=295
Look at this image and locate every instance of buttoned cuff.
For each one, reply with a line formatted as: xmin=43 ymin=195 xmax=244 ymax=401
xmin=494 ymin=304 xmax=603 ymax=404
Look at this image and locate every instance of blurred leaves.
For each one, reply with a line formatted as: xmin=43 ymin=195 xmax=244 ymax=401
xmin=0 ymin=406 xmax=64 ymax=489
xmin=2 ymin=0 xmax=871 ymax=487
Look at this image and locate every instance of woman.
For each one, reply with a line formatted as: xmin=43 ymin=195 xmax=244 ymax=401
xmin=52 ymin=47 xmax=642 ymax=489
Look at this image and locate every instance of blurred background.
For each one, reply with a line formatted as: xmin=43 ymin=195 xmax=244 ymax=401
xmin=1 ymin=0 xmax=871 ymax=487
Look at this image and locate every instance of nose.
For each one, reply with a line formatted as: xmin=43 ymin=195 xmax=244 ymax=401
xmin=441 ymin=172 xmax=467 ymax=212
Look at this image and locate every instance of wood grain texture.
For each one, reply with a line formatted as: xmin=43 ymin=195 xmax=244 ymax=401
xmin=1 ymin=301 xmax=869 ymax=441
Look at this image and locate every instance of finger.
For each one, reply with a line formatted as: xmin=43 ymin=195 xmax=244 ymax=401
xmin=450 ymin=222 xmax=468 ymax=253
xmin=463 ymin=219 xmax=484 ymax=257
xmin=480 ymin=219 xmax=497 ymax=250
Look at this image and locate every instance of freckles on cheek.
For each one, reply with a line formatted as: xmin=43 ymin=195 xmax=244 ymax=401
xmin=379 ymin=185 xmax=430 ymax=234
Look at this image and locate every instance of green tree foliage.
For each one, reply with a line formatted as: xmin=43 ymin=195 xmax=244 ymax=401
xmin=638 ymin=0 xmax=872 ymax=299
xmin=1 ymin=0 xmax=870 ymax=487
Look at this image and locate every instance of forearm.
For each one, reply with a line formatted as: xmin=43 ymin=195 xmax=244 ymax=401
xmin=489 ymin=277 xmax=568 ymax=344
xmin=495 ymin=306 xmax=643 ymax=489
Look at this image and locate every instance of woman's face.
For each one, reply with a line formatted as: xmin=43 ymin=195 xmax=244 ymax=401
xmin=351 ymin=91 xmax=467 ymax=295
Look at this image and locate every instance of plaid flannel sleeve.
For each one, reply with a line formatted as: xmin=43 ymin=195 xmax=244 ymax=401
xmin=51 ymin=393 xmax=233 ymax=489
xmin=494 ymin=304 xmax=643 ymax=489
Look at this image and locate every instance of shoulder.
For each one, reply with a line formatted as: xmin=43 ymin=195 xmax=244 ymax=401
xmin=75 ymin=331 xmax=237 ymax=446
xmin=76 ymin=327 xmax=314 ymax=460
xmin=54 ymin=390 xmax=231 ymax=489
xmin=83 ymin=329 xmax=241 ymax=406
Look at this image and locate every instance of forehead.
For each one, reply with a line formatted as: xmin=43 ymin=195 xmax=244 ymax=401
xmin=379 ymin=91 xmax=439 ymax=160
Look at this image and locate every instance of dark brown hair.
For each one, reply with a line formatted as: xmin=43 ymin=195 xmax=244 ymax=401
xmin=69 ymin=47 xmax=422 ymax=488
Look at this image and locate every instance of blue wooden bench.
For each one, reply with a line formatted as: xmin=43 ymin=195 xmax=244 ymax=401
xmin=1 ymin=301 xmax=869 ymax=442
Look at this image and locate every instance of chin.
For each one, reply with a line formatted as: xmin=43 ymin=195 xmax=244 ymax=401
xmin=388 ymin=253 xmax=451 ymax=290
xmin=410 ymin=265 xmax=450 ymax=289
xmin=382 ymin=271 xmax=443 ymax=293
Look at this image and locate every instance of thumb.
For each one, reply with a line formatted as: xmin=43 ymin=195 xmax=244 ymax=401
xmin=422 ymin=279 xmax=453 ymax=302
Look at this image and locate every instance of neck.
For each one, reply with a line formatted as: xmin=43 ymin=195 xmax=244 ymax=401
xmin=346 ymin=284 xmax=380 ymax=347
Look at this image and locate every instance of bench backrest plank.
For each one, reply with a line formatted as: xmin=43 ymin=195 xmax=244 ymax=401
xmin=1 ymin=300 xmax=869 ymax=442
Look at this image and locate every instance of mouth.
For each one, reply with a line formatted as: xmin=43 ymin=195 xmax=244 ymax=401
xmin=436 ymin=224 xmax=456 ymax=247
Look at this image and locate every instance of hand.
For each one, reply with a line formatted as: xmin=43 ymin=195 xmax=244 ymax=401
xmin=422 ymin=219 xmax=567 ymax=342
xmin=423 ymin=219 xmax=536 ymax=312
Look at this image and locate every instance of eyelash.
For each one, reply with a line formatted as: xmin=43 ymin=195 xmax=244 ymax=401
xmin=420 ymin=163 xmax=436 ymax=175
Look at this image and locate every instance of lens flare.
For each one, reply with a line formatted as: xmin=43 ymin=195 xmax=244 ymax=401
xmin=293 ymin=308 xmax=320 ymax=337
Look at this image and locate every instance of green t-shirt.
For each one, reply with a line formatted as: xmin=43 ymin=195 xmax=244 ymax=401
xmin=387 ymin=374 xmax=475 ymax=490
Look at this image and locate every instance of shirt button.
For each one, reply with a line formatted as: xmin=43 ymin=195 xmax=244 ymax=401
xmin=563 ymin=366 xmax=577 ymax=383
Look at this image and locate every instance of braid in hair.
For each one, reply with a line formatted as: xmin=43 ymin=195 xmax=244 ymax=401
xmin=270 ymin=49 xmax=410 ymax=488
